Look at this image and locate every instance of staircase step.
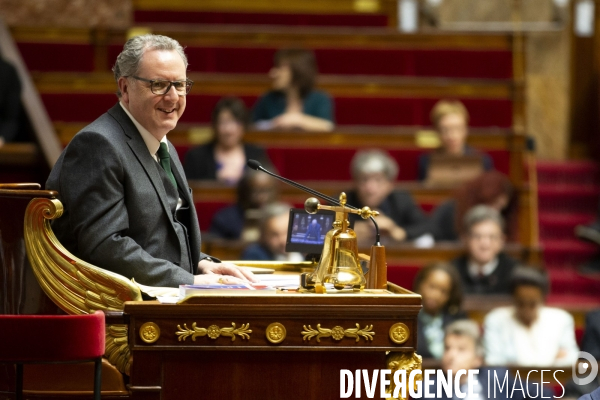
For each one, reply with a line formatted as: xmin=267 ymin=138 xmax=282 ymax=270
xmin=537 ymin=161 xmax=600 ymax=185
xmin=538 ymin=184 xmax=600 ymax=213
xmin=538 ymin=212 xmax=595 ymax=240
xmin=542 ymin=239 xmax=598 ymax=268
xmin=548 ymin=268 xmax=600 ymax=295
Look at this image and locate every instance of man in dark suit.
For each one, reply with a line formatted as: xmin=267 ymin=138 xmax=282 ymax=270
xmin=452 ymin=205 xmax=518 ymax=294
xmin=46 ymin=34 xmax=254 ymax=288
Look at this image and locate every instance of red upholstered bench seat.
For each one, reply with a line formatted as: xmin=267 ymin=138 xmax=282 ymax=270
xmin=18 ymin=42 xmax=512 ymax=80
xmin=134 ymin=10 xmax=389 ymax=27
xmin=41 ymin=93 xmax=513 ymax=127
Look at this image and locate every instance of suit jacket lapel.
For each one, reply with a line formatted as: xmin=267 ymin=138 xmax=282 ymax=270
xmin=107 ymin=104 xmax=175 ymax=223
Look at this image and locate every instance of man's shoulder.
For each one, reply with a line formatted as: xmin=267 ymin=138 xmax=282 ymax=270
xmin=579 ymin=386 xmax=600 ymax=400
xmin=70 ymin=105 xmax=126 ymax=144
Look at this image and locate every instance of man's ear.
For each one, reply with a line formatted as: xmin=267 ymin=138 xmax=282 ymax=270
xmin=118 ymin=77 xmax=130 ymax=104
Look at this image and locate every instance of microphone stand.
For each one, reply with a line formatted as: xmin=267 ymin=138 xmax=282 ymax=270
xmin=247 ymin=160 xmax=387 ymax=289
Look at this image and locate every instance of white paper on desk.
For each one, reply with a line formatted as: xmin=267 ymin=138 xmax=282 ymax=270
xmin=157 ymin=296 xmax=179 ymax=304
xmin=257 ymin=275 xmax=301 ymax=288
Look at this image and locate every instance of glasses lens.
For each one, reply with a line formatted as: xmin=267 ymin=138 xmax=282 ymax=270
xmin=152 ymin=80 xmax=171 ymax=94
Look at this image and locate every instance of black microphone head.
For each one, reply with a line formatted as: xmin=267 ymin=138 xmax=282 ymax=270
xmin=247 ymin=159 xmax=262 ymax=170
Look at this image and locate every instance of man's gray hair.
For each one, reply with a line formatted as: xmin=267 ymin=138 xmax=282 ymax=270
xmin=259 ymin=202 xmax=292 ymax=232
xmin=112 ymin=34 xmax=188 ymax=97
xmin=463 ymin=205 xmax=505 ymax=235
xmin=350 ymin=150 xmax=399 ymax=181
xmin=445 ymin=320 xmax=485 ymax=358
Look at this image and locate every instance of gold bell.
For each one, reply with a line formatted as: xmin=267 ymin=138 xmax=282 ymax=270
xmin=301 ymin=193 xmax=378 ymax=293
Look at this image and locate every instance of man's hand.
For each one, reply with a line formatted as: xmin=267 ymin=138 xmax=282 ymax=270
xmin=196 ymin=259 xmax=259 ymax=284
xmin=374 ymin=214 xmax=407 ymax=242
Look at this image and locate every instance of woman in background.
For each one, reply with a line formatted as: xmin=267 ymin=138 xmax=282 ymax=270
xmin=429 ymin=170 xmax=519 ymax=242
xmin=184 ymin=97 xmax=271 ymax=185
xmin=252 ymin=48 xmax=334 ymax=132
xmin=418 ymin=100 xmax=493 ymax=181
xmin=413 ymin=262 xmax=466 ymax=359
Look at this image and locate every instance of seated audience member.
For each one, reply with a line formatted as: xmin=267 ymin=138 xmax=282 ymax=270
xmin=241 ymin=202 xmax=303 ymax=262
xmin=564 ymin=309 xmax=600 ymax=398
xmin=425 ymin=320 xmax=544 ymax=400
xmin=575 ymin=197 xmax=600 ymax=274
xmin=346 ymin=150 xmax=431 ymax=243
xmin=210 ymin=169 xmax=278 ymax=240
xmin=484 ymin=267 xmax=579 ymax=367
xmin=0 ymin=57 xmax=22 ymax=146
xmin=452 ymin=205 xmax=518 ymax=294
xmin=184 ymin=97 xmax=271 ymax=184
xmin=413 ymin=262 xmax=466 ymax=360
xmin=252 ymin=48 xmax=334 ymax=132
xmin=418 ymin=100 xmax=493 ymax=181
xmin=430 ymin=170 xmax=518 ymax=242
xmin=582 ymin=309 xmax=600 ymax=359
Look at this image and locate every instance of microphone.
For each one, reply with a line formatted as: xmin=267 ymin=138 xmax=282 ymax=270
xmin=247 ymin=159 xmax=381 ymax=244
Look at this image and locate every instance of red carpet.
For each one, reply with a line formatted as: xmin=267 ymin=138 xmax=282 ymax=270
xmin=537 ymin=161 xmax=600 ymax=297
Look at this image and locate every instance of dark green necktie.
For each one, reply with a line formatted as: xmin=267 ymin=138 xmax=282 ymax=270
xmin=156 ymin=142 xmax=177 ymax=189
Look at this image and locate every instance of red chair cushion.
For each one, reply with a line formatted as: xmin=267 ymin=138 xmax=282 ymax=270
xmin=0 ymin=311 xmax=105 ymax=362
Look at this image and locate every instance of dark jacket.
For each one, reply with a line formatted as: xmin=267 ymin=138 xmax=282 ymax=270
xmin=429 ymin=199 xmax=458 ymax=241
xmin=209 ymin=204 xmax=245 ymax=240
xmin=417 ymin=309 xmax=467 ymax=359
xmin=252 ymin=90 xmax=334 ymax=123
xmin=46 ymin=104 xmax=208 ymax=287
xmin=241 ymin=243 xmax=274 ymax=261
xmin=346 ymin=189 xmax=431 ymax=240
xmin=0 ymin=59 xmax=22 ymax=142
xmin=579 ymin=387 xmax=600 ymax=400
xmin=451 ymin=252 xmax=518 ymax=295
xmin=582 ymin=309 xmax=600 ymax=359
xmin=417 ymin=145 xmax=494 ymax=181
xmin=183 ymin=142 xmax=270 ymax=181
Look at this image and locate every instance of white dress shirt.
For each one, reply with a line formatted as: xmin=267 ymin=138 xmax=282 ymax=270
xmin=483 ymin=305 xmax=579 ymax=367
xmin=120 ymin=102 xmax=182 ymax=209
xmin=468 ymin=257 xmax=499 ymax=278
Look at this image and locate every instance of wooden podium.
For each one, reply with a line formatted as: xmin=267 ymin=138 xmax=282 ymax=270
xmin=125 ymin=284 xmax=421 ymax=400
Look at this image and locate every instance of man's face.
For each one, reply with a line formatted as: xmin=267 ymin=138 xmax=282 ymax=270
xmin=437 ymin=113 xmax=468 ymax=155
xmin=355 ymin=172 xmax=393 ymax=209
xmin=465 ymin=220 xmax=505 ymax=266
xmin=119 ymin=49 xmax=187 ymax=140
xmin=442 ymin=334 xmax=482 ymax=373
xmin=262 ymin=214 xmax=289 ymax=255
xmin=514 ymin=285 xmax=544 ymax=327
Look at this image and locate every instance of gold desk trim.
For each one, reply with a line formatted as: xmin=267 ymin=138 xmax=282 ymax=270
xmin=139 ymin=322 xmax=161 ymax=344
xmin=176 ymin=322 xmax=252 ymax=342
xmin=265 ymin=322 xmax=287 ymax=344
xmin=389 ymin=322 xmax=410 ymax=344
xmin=301 ymin=323 xmax=374 ymax=343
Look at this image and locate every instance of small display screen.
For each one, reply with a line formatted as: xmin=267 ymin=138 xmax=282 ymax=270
xmin=285 ymin=208 xmax=340 ymax=254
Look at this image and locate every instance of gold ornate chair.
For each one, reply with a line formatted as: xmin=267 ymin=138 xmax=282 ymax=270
xmin=0 ymin=184 xmax=131 ymax=398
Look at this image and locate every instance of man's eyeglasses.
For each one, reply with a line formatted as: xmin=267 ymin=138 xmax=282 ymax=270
xmin=130 ymin=76 xmax=194 ymax=95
